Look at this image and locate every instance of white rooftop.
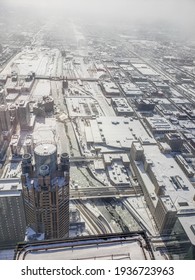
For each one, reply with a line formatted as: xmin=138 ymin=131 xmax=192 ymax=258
xmin=16 ymin=235 xmax=153 ymax=260
xmin=0 ymin=178 xmax=22 ymax=197
xmin=132 ymin=63 xmax=159 ymax=76
xmin=85 ymin=117 xmax=154 ymax=150
xmin=102 ymin=81 xmax=120 ymax=94
xmin=142 ymin=145 xmax=195 ymax=211
xmin=146 ymin=116 xmax=175 ymax=132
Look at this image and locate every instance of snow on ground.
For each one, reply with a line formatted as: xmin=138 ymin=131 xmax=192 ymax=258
xmin=31 ymin=80 xmax=51 ymax=101
xmin=0 ymin=47 xmax=60 ymax=76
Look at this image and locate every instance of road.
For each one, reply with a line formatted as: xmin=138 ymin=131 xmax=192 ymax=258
xmin=70 ymin=186 xmax=142 ymax=200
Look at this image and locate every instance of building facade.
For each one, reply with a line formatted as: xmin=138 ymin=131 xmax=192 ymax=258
xmin=21 ymin=151 xmax=69 ymax=240
xmin=0 ymin=104 xmax=11 ymax=131
xmin=17 ymin=100 xmax=30 ymax=129
xmin=0 ymin=179 xmax=26 ymax=247
xmin=0 ymin=86 xmax=6 ymax=105
xmin=130 ymin=141 xmax=195 ymax=259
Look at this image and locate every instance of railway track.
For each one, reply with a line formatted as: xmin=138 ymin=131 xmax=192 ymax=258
xmin=75 ymin=200 xmax=110 ymax=235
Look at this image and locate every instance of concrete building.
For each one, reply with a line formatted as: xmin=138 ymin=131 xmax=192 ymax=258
xmin=171 ymin=214 xmax=195 ymax=259
xmin=0 ymin=121 xmax=9 ymax=161
xmin=135 ymin=99 xmax=155 ymax=111
xmin=0 ymin=179 xmax=26 ymax=248
xmin=33 ymin=96 xmax=54 ymax=116
xmin=100 ymin=81 xmax=120 ymax=97
xmin=14 ymin=232 xmax=155 ymax=260
xmin=165 ymin=133 xmax=184 ymax=152
xmin=10 ymin=134 xmax=20 ymax=156
xmin=17 ymin=100 xmax=30 ymax=130
xmin=0 ymin=86 xmax=6 ymax=105
xmin=23 ymin=135 xmax=33 ymax=154
xmin=132 ymin=63 xmax=159 ymax=77
xmin=150 ymin=80 xmax=170 ymax=93
xmin=111 ymin=98 xmax=134 ymax=116
xmin=130 ymin=141 xmax=195 ymax=259
xmin=145 ymin=117 xmax=176 ymax=134
xmin=44 ymin=96 xmax=54 ymax=112
xmin=85 ymin=116 xmax=155 ymax=152
xmin=5 ymin=77 xmax=34 ymax=94
xmin=0 ymin=124 xmax=2 ymax=145
xmin=8 ymin=104 xmax=18 ymax=127
xmin=0 ymin=104 xmax=11 ymax=131
xmin=21 ymin=150 xmax=70 ymax=240
xmin=120 ymin=82 xmax=143 ymax=98
xmin=175 ymin=155 xmax=195 ymax=178
xmin=103 ymin=153 xmax=131 ymax=186
xmin=154 ymin=196 xmax=177 ymax=234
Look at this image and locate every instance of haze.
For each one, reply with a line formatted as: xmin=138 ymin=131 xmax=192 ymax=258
xmin=2 ymin=0 xmax=195 ymax=28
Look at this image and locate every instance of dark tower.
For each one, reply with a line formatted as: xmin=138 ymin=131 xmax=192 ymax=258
xmin=60 ymin=152 xmax=70 ymax=172
xmin=21 ymin=153 xmax=33 ymax=175
xmin=21 ymin=149 xmax=70 ymax=239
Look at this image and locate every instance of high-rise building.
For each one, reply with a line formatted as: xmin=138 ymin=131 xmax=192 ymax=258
xmin=154 ymin=196 xmax=177 ymax=234
xmin=0 ymin=123 xmax=3 ymax=145
xmin=21 ymin=150 xmax=69 ymax=240
xmin=17 ymin=100 xmax=30 ymax=129
xmin=0 ymin=179 xmax=26 ymax=248
xmin=8 ymin=104 xmax=18 ymax=127
xmin=0 ymin=86 xmax=6 ymax=105
xmin=130 ymin=141 xmax=195 ymax=259
xmin=0 ymin=123 xmax=8 ymax=160
xmin=0 ymin=104 xmax=11 ymax=131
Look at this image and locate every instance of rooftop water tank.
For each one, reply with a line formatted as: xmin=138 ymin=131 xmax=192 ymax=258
xmin=34 ymin=143 xmax=57 ymax=175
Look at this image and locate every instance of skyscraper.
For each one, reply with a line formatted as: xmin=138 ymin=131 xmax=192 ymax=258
xmin=0 ymin=86 xmax=6 ymax=105
xmin=0 ymin=104 xmax=11 ymax=131
xmin=21 ymin=150 xmax=69 ymax=240
xmin=0 ymin=179 xmax=26 ymax=247
xmin=17 ymin=100 xmax=30 ymax=129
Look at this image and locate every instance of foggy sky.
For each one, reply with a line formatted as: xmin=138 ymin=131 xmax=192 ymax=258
xmin=2 ymin=0 xmax=195 ymax=28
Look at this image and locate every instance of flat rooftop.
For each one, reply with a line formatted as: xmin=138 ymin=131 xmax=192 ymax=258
xmin=85 ymin=117 xmax=155 ymax=150
xmin=120 ymin=82 xmax=143 ymax=96
xmin=101 ymin=81 xmax=120 ymax=95
xmin=170 ymin=98 xmax=190 ymax=105
xmin=15 ymin=232 xmax=154 ymax=260
xmin=146 ymin=116 xmax=175 ymax=132
xmin=132 ymin=63 xmax=159 ymax=76
xmin=66 ymin=97 xmax=101 ymax=117
xmin=141 ymin=145 xmax=195 ymax=211
xmin=178 ymin=215 xmax=195 ymax=246
xmin=0 ymin=178 xmax=22 ymax=197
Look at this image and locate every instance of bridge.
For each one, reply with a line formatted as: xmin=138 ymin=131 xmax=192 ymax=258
xmin=35 ymin=75 xmax=98 ymax=82
xmin=5 ymin=73 xmax=98 ymax=82
xmin=70 ymin=186 xmax=142 ymax=200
